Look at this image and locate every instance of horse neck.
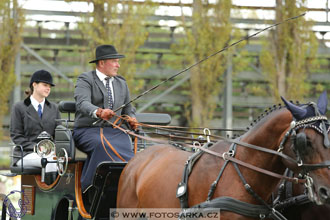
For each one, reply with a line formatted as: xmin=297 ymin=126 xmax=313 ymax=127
xmin=242 ymin=108 xmax=292 ymax=151
xmin=237 ymin=108 xmax=292 ymax=199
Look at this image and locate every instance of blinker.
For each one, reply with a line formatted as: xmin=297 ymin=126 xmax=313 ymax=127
xmin=295 ymin=132 xmax=307 ymax=151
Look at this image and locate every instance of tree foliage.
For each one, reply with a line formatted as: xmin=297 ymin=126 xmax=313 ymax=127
xmin=260 ymin=0 xmax=318 ymax=101
xmin=71 ymin=0 xmax=155 ymax=93
xmin=175 ymin=0 xmax=244 ymax=127
xmin=0 ymin=0 xmax=24 ymax=139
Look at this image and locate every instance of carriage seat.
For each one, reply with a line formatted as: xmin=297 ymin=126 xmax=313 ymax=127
xmin=57 ymin=101 xmax=86 ymax=161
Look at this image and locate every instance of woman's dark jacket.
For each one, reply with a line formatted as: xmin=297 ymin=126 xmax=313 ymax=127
xmin=10 ymin=97 xmax=61 ymax=163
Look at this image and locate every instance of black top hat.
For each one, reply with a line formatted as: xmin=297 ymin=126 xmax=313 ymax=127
xmin=89 ymin=45 xmax=125 ymax=63
xmin=30 ymin=69 xmax=55 ymax=87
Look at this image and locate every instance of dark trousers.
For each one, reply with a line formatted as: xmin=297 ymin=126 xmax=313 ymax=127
xmin=73 ymin=126 xmax=134 ymax=191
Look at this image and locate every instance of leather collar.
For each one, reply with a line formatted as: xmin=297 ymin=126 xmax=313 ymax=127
xmin=23 ymin=96 xmax=50 ymax=106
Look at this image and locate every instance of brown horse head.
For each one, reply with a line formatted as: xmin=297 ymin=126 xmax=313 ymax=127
xmin=281 ymin=91 xmax=330 ymax=205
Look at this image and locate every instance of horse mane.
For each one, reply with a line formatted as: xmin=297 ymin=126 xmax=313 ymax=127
xmin=246 ymin=100 xmax=300 ymax=130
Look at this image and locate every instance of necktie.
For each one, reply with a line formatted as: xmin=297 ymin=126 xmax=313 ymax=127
xmin=105 ymin=77 xmax=114 ymax=109
xmin=38 ymin=104 xmax=42 ymax=118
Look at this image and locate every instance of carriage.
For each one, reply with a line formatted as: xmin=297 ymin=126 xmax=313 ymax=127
xmin=1 ymin=91 xmax=330 ymax=220
xmin=1 ymin=100 xmax=172 ymax=220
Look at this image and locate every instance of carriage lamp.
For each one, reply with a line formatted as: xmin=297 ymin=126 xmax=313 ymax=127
xmin=36 ymin=139 xmax=55 ymax=157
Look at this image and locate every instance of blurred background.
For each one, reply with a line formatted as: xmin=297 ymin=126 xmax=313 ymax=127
xmin=0 ymin=0 xmax=329 ymax=171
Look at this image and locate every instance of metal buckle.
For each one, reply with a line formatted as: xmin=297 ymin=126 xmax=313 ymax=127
xmin=203 ymin=128 xmax=211 ymax=143
xmin=193 ymin=141 xmax=201 ymax=152
xmin=228 ymin=150 xmax=234 ymax=157
xmin=304 ymin=175 xmax=315 ymax=202
xmin=222 ymin=152 xmax=230 ymax=161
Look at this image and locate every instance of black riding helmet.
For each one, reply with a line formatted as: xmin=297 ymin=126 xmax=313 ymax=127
xmin=29 ymin=70 xmax=55 ymax=87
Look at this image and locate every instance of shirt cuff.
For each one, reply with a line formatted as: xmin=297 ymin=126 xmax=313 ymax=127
xmin=92 ymin=109 xmax=98 ymax=119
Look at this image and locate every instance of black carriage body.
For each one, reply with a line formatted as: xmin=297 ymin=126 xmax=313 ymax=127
xmin=20 ymin=162 xmax=126 ymax=220
xmin=21 ymin=164 xmax=77 ymax=220
xmin=5 ymin=101 xmax=171 ymax=220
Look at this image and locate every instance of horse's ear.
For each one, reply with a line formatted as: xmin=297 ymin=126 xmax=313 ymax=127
xmin=281 ymin=96 xmax=307 ymax=120
xmin=317 ymin=91 xmax=328 ymax=115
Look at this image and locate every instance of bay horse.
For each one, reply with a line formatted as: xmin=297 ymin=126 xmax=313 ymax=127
xmin=117 ymin=92 xmax=330 ymax=220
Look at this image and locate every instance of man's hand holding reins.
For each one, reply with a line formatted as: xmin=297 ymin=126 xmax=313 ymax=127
xmin=96 ymin=108 xmax=115 ymax=121
xmin=127 ymin=116 xmax=138 ymax=130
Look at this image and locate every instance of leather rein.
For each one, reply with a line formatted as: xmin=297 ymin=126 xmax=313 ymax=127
xmin=103 ymin=114 xmax=308 ymax=184
xmin=102 ymin=114 xmax=329 ymax=219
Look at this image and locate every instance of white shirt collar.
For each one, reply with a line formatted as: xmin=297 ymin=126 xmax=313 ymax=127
xmin=30 ymin=95 xmax=45 ymax=112
xmin=95 ymin=68 xmax=115 ymax=103
xmin=96 ymin=68 xmax=113 ymax=85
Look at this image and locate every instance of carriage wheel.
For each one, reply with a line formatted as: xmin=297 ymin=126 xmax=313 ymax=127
xmin=56 ymin=148 xmax=68 ymax=176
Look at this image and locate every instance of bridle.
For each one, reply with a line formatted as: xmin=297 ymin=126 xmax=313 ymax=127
xmin=275 ymin=103 xmax=330 ymax=204
xmin=277 ymin=102 xmax=330 ymax=172
xmin=279 ymin=115 xmax=330 ymax=171
xmin=175 ymin=113 xmax=330 ymax=219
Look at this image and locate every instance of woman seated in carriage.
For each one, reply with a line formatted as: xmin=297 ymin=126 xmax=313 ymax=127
xmin=10 ymin=69 xmax=61 ymax=183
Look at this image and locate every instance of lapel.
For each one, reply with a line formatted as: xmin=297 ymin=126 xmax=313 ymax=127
xmin=112 ymin=77 xmax=120 ymax=109
xmin=41 ymin=101 xmax=51 ymax=125
xmin=93 ymin=70 xmax=108 ymax=104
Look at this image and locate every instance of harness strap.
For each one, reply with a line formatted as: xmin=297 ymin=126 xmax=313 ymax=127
xmin=230 ymin=161 xmax=289 ymax=220
xmin=273 ymin=169 xmax=311 ymax=211
xmin=232 ymin=162 xmax=278 ymax=215
xmin=139 ymin=123 xmax=246 ymax=132
xmin=206 ymin=142 xmax=237 ymax=201
xmin=140 ymin=121 xmax=330 ymax=171
xmin=274 ymin=194 xmax=310 ymax=210
xmin=176 ymin=143 xmax=213 ymax=208
xmin=299 ymin=160 xmax=330 ymax=171
xmin=192 ymin=144 xmax=306 ymax=184
xmin=272 ymin=169 xmax=291 ymax=205
xmin=138 ymin=122 xmax=244 ymax=138
xmin=107 ymin=119 xmax=306 ymax=184
xmin=101 ymin=118 xmax=306 ymax=184
xmin=190 ymin=196 xmax=285 ymax=220
xmin=157 ymin=132 xmax=210 ymax=143
xmin=139 ymin=120 xmax=298 ymax=164
xmin=112 ymin=115 xmax=329 ymax=171
xmin=177 ymin=163 xmax=189 ymax=208
xmin=285 ymin=170 xmax=294 ymax=199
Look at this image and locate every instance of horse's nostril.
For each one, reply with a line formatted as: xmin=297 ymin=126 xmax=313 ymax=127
xmin=319 ymin=187 xmax=330 ymax=200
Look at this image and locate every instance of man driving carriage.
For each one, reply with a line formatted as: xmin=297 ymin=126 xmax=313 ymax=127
xmin=73 ymin=44 xmax=138 ymax=192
